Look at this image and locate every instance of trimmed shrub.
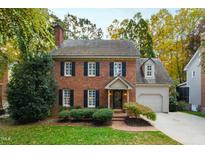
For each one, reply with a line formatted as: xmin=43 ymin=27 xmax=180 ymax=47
xmin=92 ymin=109 xmax=113 ymax=124
xmin=70 ymin=108 xmax=97 ymax=121
xmin=176 ymin=101 xmax=190 ymax=111
xmin=58 ymin=110 xmax=70 ymax=120
xmin=123 ymin=102 xmax=156 ymax=121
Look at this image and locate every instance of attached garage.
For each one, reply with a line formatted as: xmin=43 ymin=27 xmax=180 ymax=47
xmin=136 ymin=58 xmax=172 ymax=113
xmin=136 ymin=85 xmax=169 ymax=112
xmin=136 ymin=84 xmax=169 ymax=112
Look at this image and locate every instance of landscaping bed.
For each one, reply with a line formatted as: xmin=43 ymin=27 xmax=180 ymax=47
xmin=125 ymin=117 xmax=152 ymax=127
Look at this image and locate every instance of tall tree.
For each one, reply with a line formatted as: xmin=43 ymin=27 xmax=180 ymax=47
xmin=0 ymin=8 xmax=55 ymax=77
xmin=107 ymin=13 xmax=155 ymax=58
xmin=63 ymin=13 xmax=103 ymax=40
xmin=150 ymin=8 xmax=205 ymax=82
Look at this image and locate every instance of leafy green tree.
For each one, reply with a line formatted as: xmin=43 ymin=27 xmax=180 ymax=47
xmin=107 ymin=13 xmax=155 ymax=58
xmin=150 ymin=8 xmax=205 ymax=82
xmin=7 ymin=52 xmax=56 ymax=123
xmin=63 ymin=13 xmax=103 ymax=40
xmin=0 ymin=8 xmax=55 ymax=77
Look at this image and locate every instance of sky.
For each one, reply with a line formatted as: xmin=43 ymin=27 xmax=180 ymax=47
xmin=50 ymin=8 xmax=178 ymax=38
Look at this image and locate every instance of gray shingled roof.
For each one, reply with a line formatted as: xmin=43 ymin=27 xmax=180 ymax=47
xmin=51 ymin=40 xmax=140 ymax=58
xmin=136 ymin=58 xmax=172 ymax=84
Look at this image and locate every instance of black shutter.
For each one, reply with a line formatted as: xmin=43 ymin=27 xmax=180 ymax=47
xmin=59 ymin=89 xmax=63 ymax=106
xmin=70 ymin=90 xmax=74 ymax=107
xmin=122 ymin=62 xmax=126 ymax=77
xmin=110 ymin=62 xmax=114 ymax=76
xmin=96 ymin=62 xmax=100 ymax=76
xmin=72 ymin=62 xmax=75 ymax=76
xmin=60 ymin=62 xmax=64 ymax=76
xmin=84 ymin=90 xmax=88 ymax=107
xmin=96 ymin=90 xmax=99 ymax=108
xmin=84 ymin=62 xmax=88 ymax=76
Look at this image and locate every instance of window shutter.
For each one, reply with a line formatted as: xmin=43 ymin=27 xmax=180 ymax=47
xmin=84 ymin=90 xmax=88 ymax=107
xmin=122 ymin=62 xmax=126 ymax=77
xmin=59 ymin=89 xmax=63 ymax=106
xmin=60 ymin=62 xmax=64 ymax=76
xmin=84 ymin=62 xmax=88 ymax=76
xmin=110 ymin=62 xmax=114 ymax=76
xmin=96 ymin=62 xmax=100 ymax=76
xmin=96 ymin=90 xmax=99 ymax=108
xmin=70 ymin=90 xmax=74 ymax=107
xmin=72 ymin=62 xmax=75 ymax=76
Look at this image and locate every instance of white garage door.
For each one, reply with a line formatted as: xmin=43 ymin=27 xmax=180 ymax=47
xmin=138 ymin=94 xmax=163 ymax=112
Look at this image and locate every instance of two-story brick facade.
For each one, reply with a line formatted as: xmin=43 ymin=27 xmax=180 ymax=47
xmin=51 ymin=25 xmax=171 ymax=114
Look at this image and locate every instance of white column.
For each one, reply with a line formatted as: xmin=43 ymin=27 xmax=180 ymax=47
xmin=108 ymin=90 xmax=110 ymax=108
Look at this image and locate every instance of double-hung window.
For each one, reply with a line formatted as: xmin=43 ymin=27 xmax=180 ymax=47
xmin=88 ymin=90 xmax=96 ymax=108
xmin=64 ymin=62 xmax=72 ymax=76
xmin=63 ymin=89 xmax=71 ymax=107
xmin=145 ymin=65 xmax=154 ymax=78
xmin=114 ymin=62 xmax=122 ymax=77
xmin=88 ymin=62 xmax=96 ymax=76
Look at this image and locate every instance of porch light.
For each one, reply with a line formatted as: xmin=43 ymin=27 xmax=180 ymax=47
xmin=124 ymin=93 xmax=127 ymax=96
xmin=109 ymin=92 xmax=112 ymax=96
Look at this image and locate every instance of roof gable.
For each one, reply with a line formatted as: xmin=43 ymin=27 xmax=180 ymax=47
xmin=184 ymin=48 xmax=200 ymax=71
xmin=105 ymin=76 xmax=133 ymax=90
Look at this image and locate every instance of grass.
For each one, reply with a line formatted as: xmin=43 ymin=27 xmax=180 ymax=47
xmin=0 ymin=122 xmax=180 ymax=145
xmin=181 ymin=111 xmax=205 ymax=118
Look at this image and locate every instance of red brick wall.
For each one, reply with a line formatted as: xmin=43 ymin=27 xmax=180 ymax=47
xmin=53 ymin=59 xmax=137 ymax=113
xmin=0 ymin=71 xmax=8 ymax=108
xmin=201 ymin=74 xmax=205 ymax=108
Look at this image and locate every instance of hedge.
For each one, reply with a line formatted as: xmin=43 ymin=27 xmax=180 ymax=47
xmin=69 ymin=108 xmax=97 ymax=121
xmin=92 ymin=109 xmax=113 ymax=124
xmin=58 ymin=110 xmax=70 ymax=120
xmin=123 ymin=102 xmax=156 ymax=121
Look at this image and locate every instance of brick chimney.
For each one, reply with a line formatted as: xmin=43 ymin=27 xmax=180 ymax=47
xmin=54 ymin=24 xmax=64 ymax=47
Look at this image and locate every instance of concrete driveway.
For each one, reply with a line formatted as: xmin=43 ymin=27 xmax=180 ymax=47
xmin=150 ymin=112 xmax=205 ymax=145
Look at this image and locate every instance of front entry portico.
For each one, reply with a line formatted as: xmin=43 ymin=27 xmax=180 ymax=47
xmin=105 ymin=76 xmax=133 ymax=109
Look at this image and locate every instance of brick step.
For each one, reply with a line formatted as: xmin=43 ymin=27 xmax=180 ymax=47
xmin=113 ymin=109 xmax=124 ymax=113
xmin=113 ymin=113 xmax=127 ymax=118
xmin=112 ymin=117 xmax=125 ymax=121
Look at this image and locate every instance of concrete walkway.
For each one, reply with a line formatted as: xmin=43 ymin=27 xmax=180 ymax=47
xmin=150 ymin=112 xmax=205 ymax=145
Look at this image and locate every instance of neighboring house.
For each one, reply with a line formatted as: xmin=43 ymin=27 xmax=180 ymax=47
xmin=183 ymin=32 xmax=205 ymax=111
xmin=51 ymin=25 xmax=172 ymax=114
xmin=0 ymin=71 xmax=8 ymax=109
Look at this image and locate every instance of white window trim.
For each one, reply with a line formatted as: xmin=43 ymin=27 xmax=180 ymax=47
xmin=114 ymin=62 xmax=122 ymax=77
xmin=88 ymin=62 xmax=96 ymax=77
xmin=87 ymin=90 xmax=96 ymax=108
xmin=145 ymin=64 xmax=155 ymax=79
xmin=63 ymin=89 xmax=71 ymax=107
xmin=64 ymin=62 xmax=72 ymax=76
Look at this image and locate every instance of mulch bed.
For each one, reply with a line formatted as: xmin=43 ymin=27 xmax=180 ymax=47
xmin=125 ymin=117 xmax=152 ymax=127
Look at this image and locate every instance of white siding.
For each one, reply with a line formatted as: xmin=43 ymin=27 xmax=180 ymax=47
xmin=186 ymin=51 xmax=201 ymax=107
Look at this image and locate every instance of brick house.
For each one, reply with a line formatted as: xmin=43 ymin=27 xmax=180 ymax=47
xmin=0 ymin=71 xmax=8 ymax=109
xmin=51 ymin=25 xmax=172 ymax=114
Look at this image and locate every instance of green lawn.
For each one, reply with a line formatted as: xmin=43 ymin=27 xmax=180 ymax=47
xmin=181 ymin=111 xmax=205 ymax=118
xmin=0 ymin=124 xmax=179 ymax=145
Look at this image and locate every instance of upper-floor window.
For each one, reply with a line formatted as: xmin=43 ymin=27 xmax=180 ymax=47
xmin=64 ymin=62 xmax=72 ymax=76
xmin=87 ymin=90 xmax=96 ymax=108
xmin=63 ymin=89 xmax=71 ymax=107
xmin=114 ymin=62 xmax=122 ymax=77
xmin=145 ymin=64 xmax=154 ymax=78
xmin=88 ymin=62 xmax=96 ymax=76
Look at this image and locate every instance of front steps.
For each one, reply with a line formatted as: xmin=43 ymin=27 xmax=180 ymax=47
xmin=112 ymin=109 xmax=127 ymax=121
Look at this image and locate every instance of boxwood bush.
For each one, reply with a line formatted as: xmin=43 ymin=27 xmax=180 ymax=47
xmin=69 ymin=108 xmax=97 ymax=121
xmin=123 ymin=102 xmax=156 ymax=121
xmin=92 ymin=109 xmax=113 ymax=124
xmin=58 ymin=110 xmax=70 ymax=120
